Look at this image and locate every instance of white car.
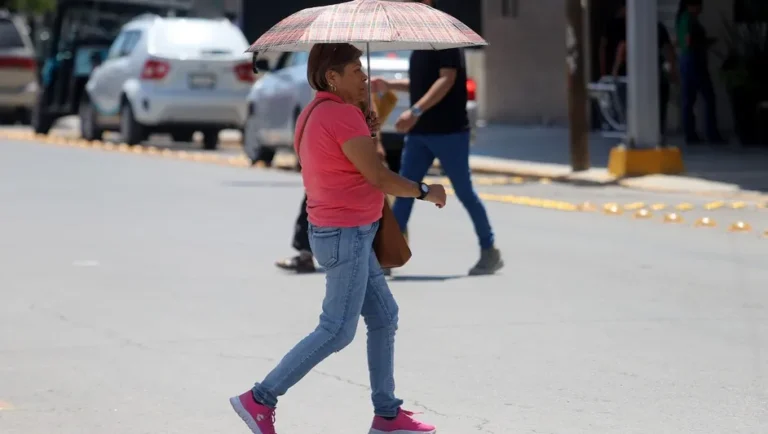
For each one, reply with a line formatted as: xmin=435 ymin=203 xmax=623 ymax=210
xmin=243 ymin=50 xmax=478 ymax=165
xmin=0 ymin=11 xmax=39 ymax=124
xmin=81 ymin=14 xmax=253 ymax=149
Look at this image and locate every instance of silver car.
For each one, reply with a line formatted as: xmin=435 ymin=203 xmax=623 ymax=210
xmin=0 ymin=11 xmax=39 ymax=124
xmin=81 ymin=14 xmax=253 ymax=148
xmin=243 ymin=50 xmax=478 ymax=165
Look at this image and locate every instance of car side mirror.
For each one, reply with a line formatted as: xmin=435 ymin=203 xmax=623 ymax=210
xmin=90 ymin=51 xmax=103 ymax=68
xmin=252 ymin=52 xmax=270 ymax=74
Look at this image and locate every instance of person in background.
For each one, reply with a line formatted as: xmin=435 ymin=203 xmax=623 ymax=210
xmin=231 ymin=42 xmax=446 ymax=434
xmin=599 ymin=0 xmax=627 ymax=79
xmin=275 ymin=100 xmax=389 ymax=274
xmin=611 ymin=20 xmax=680 ymax=143
xmin=675 ymin=0 xmax=724 ymax=144
xmin=370 ymin=0 xmax=503 ymax=277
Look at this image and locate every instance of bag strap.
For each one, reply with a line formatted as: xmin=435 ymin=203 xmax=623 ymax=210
xmin=295 ymin=97 xmax=331 ymax=164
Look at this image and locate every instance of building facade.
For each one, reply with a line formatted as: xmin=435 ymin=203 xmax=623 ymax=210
xmin=479 ymin=0 xmax=738 ymax=133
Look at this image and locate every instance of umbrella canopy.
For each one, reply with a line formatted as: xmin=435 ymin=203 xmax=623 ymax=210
xmin=246 ymin=0 xmax=487 ymax=53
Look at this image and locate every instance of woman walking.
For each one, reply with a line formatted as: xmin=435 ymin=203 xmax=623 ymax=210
xmin=230 ymin=43 xmax=446 ymax=434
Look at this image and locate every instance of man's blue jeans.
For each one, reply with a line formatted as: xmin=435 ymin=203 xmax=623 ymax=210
xmin=252 ymin=221 xmax=403 ymax=417
xmin=392 ymin=131 xmax=495 ymax=250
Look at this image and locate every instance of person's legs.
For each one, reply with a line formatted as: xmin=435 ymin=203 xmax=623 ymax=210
xmin=391 ymin=134 xmax=435 ymax=233
xmin=361 ymin=250 xmax=403 ymax=417
xmin=275 ymin=193 xmax=315 ymax=273
xmin=680 ymin=54 xmax=701 ymax=143
xmin=426 ymin=131 xmax=503 ymax=275
xmin=659 ymin=76 xmax=670 ymax=144
xmin=363 ymin=249 xmax=437 ymax=434
xmin=254 ymin=223 xmax=374 ymax=403
xmin=699 ymin=67 xmax=725 ymax=142
xmin=231 ymin=223 xmax=375 ymax=434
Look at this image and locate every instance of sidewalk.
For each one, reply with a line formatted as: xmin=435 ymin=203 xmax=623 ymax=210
xmin=466 ymin=124 xmax=768 ymax=198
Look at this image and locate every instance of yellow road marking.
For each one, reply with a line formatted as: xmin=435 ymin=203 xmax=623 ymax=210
xmin=624 ymin=202 xmax=645 ymax=211
xmin=0 ymin=400 xmax=14 ymax=411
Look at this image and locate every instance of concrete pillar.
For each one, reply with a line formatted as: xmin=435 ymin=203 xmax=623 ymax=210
xmin=626 ymin=0 xmax=660 ymax=148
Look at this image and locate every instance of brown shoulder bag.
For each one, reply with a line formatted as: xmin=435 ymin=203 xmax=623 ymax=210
xmin=295 ymin=98 xmax=411 ymax=269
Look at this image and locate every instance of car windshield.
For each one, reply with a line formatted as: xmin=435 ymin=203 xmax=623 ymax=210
xmin=150 ymin=20 xmax=249 ymax=57
xmin=0 ymin=18 xmax=25 ymax=49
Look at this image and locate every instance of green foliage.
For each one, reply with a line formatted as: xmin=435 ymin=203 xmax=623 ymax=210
xmin=0 ymin=0 xmax=56 ymax=14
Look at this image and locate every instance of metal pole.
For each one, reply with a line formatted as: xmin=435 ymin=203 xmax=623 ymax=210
xmin=626 ymin=0 xmax=660 ymax=148
xmin=566 ymin=0 xmax=589 ymax=171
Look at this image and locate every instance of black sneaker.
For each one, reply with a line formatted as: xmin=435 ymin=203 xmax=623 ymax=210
xmin=275 ymin=255 xmax=316 ymax=273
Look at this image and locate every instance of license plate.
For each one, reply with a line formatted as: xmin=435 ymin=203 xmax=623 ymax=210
xmin=188 ymin=73 xmax=216 ymax=89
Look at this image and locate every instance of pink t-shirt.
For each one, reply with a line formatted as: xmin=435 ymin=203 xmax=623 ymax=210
xmin=295 ymin=92 xmax=384 ymax=228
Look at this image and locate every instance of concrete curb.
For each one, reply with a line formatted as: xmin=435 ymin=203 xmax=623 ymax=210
xmin=464 ymin=155 xmax=768 ymax=200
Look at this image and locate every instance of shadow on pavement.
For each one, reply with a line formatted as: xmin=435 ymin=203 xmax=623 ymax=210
xmin=389 ymin=274 xmax=465 ymax=282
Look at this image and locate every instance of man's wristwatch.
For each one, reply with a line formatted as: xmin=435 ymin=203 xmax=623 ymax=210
xmin=410 ymin=106 xmax=423 ymax=117
xmin=417 ymin=182 xmax=429 ymax=200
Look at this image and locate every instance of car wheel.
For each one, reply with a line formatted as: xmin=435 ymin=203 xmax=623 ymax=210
xmin=31 ymin=94 xmax=53 ymax=135
xmin=79 ymin=98 xmax=102 ymax=141
xmin=15 ymin=108 xmax=32 ymax=125
xmin=120 ymin=102 xmax=144 ymax=145
xmin=202 ymin=129 xmax=220 ymax=150
xmin=243 ymin=111 xmax=276 ymax=166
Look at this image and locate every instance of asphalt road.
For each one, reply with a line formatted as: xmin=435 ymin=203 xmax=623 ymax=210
xmin=1 ymin=137 xmax=767 ymax=434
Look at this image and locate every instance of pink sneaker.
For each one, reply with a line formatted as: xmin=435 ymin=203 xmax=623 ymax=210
xmin=369 ymin=409 xmax=437 ymax=434
xmin=229 ymin=391 xmax=277 ymax=434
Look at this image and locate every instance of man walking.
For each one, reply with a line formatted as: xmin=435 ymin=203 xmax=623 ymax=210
xmin=371 ymin=0 xmax=503 ymax=276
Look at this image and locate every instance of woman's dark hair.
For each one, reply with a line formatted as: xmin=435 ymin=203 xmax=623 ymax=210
xmin=307 ymin=43 xmax=363 ymax=91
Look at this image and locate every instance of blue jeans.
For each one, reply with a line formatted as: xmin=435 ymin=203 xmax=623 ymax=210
xmin=252 ymin=221 xmax=403 ymax=417
xmin=392 ymin=131 xmax=495 ymax=250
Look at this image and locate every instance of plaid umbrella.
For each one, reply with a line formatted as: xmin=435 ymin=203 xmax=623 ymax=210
xmin=245 ymin=0 xmax=487 ymax=53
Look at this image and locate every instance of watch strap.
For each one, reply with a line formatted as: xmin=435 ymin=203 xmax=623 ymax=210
xmin=417 ymin=182 xmax=429 ymax=200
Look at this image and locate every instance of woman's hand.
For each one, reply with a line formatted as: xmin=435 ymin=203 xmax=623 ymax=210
xmin=425 ymin=184 xmax=447 ymax=208
xmin=366 ymin=111 xmax=381 ymax=136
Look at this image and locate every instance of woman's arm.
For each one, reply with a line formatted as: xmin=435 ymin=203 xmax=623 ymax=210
xmin=612 ymin=41 xmax=626 ymax=77
xmin=341 ymin=136 xmax=446 ymax=206
xmin=663 ymin=42 xmax=679 ymax=82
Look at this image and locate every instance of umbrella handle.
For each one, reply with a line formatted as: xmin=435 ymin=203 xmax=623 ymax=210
xmin=366 ymin=43 xmax=374 ymax=139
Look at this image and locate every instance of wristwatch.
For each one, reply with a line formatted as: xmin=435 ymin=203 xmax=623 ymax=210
xmin=410 ymin=106 xmax=423 ymax=117
xmin=417 ymin=182 xmax=429 ymax=200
